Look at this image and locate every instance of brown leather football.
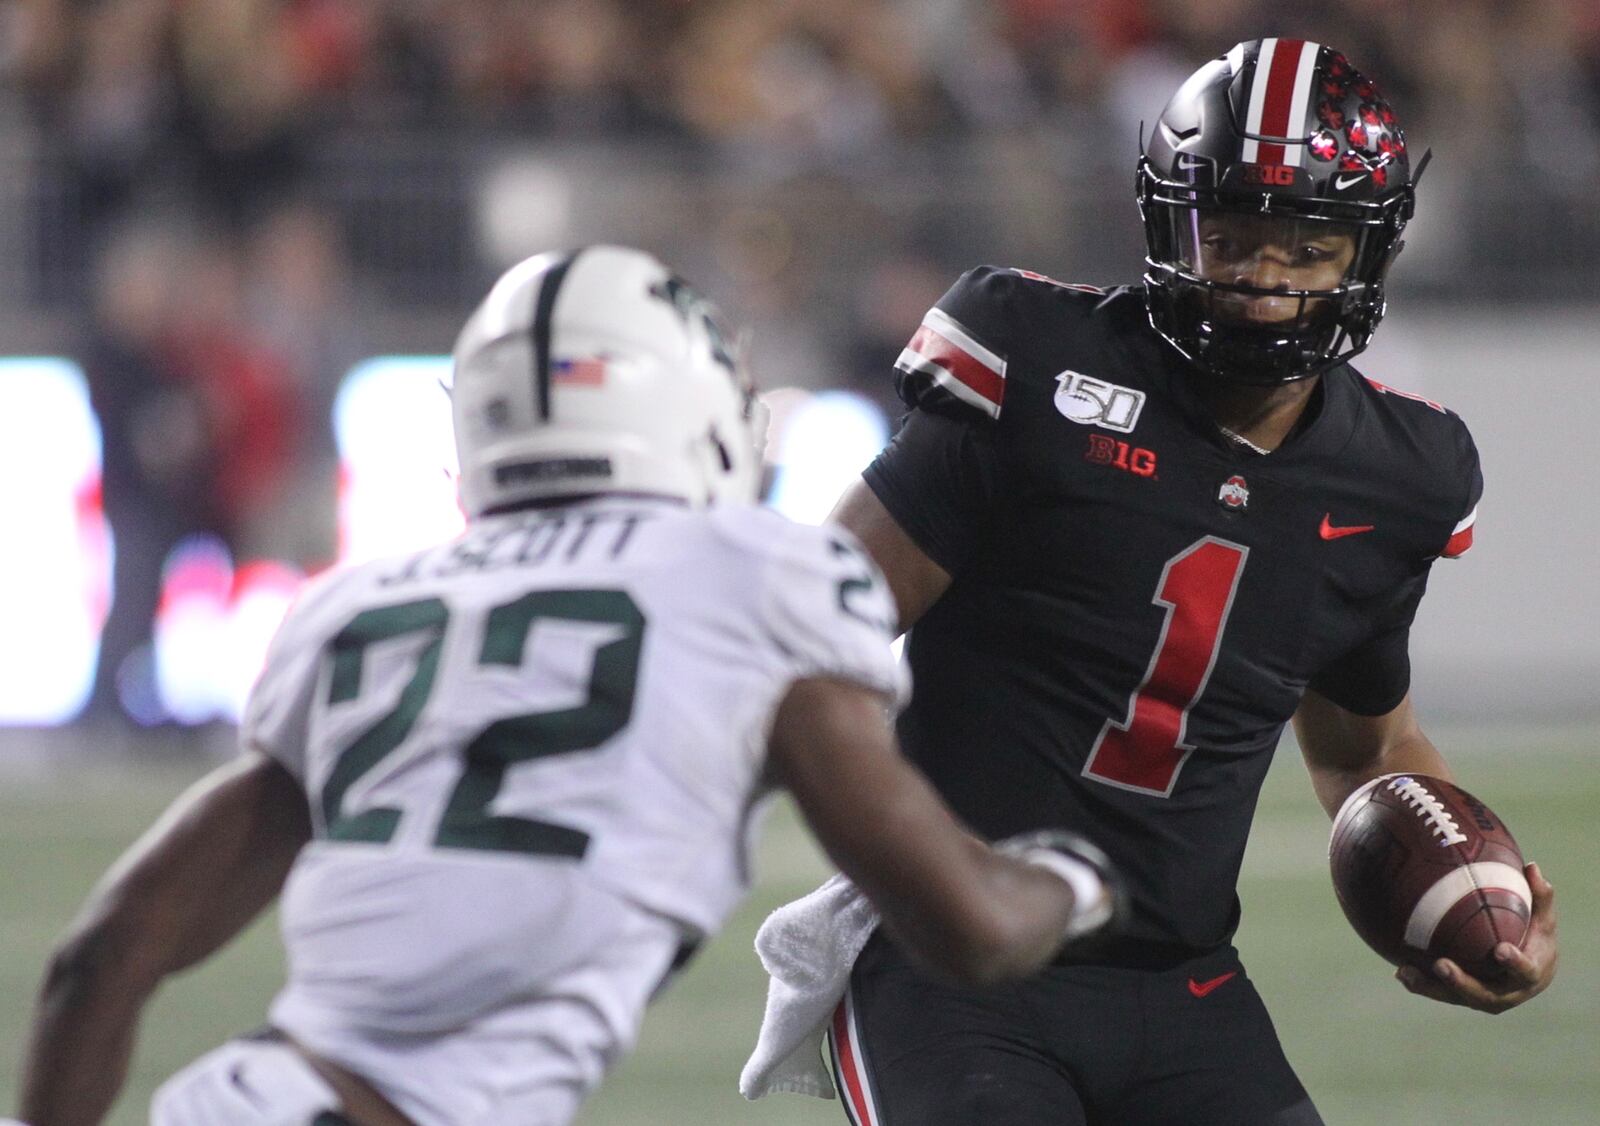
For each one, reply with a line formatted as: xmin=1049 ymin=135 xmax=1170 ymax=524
xmin=1329 ymin=773 xmax=1531 ymax=981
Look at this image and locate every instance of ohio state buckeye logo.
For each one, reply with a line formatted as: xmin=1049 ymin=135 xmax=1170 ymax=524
xmin=1217 ymin=475 xmax=1250 ymax=511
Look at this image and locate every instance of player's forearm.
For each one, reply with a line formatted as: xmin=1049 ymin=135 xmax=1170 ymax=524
xmin=20 ymin=756 xmax=310 ymax=1126
xmin=1296 ymin=689 xmax=1454 ymax=818
xmin=20 ymin=930 xmax=158 ymax=1126
xmin=773 ymin=678 xmax=1082 ymax=982
xmin=871 ymin=842 xmax=1079 ymax=985
xmin=812 ymin=765 xmax=1080 ymax=985
xmin=22 ymin=1020 xmax=139 ymax=1126
xmin=1307 ymin=731 xmax=1452 ymax=818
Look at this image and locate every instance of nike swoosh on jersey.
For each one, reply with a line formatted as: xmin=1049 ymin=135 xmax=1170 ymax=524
xmin=1188 ymin=971 xmax=1238 ymax=998
xmin=1319 ymin=514 xmax=1375 ymax=539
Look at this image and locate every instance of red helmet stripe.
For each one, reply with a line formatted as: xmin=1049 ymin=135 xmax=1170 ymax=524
xmin=1244 ymin=38 xmax=1320 ymax=167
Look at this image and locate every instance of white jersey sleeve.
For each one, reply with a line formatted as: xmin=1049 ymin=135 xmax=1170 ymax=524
xmin=239 ymin=568 xmax=358 ymax=781
xmin=719 ymin=511 xmax=909 ymax=710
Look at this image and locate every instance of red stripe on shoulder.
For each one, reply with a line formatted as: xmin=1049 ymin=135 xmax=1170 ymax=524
xmin=905 ymin=323 xmax=1005 ymax=408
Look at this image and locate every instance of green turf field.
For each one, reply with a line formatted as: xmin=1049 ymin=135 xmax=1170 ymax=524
xmin=0 ymin=727 xmax=1593 ymax=1125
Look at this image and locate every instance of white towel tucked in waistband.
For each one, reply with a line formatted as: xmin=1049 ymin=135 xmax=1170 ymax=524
xmin=739 ymin=874 xmax=879 ymax=1100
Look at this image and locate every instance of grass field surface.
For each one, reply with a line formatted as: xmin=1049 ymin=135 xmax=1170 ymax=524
xmin=0 ymin=726 xmax=1592 ymax=1125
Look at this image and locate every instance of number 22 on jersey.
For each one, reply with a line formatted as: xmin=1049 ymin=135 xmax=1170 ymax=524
xmin=1082 ymin=537 xmax=1248 ymax=797
xmin=317 ymin=589 xmax=644 ymax=856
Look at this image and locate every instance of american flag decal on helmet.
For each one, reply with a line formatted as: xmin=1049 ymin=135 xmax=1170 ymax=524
xmin=551 ymin=356 xmax=608 ymax=386
xmin=895 ymin=307 xmax=1006 ymax=418
xmin=1242 ymin=38 xmax=1322 ymax=167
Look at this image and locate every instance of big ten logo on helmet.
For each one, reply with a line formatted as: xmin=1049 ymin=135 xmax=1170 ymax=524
xmin=1085 ymin=434 xmax=1157 ymax=479
xmin=1242 ymin=163 xmax=1296 ymax=186
xmin=1054 ymin=371 xmax=1145 ymax=434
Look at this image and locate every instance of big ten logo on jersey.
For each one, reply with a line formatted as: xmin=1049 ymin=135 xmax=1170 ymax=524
xmin=1085 ymin=434 xmax=1157 ymax=479
xmin=379 ymin=508 xmax=650 ymax=587
xmin=1054 ymin=371 xmax=1146 ymax=434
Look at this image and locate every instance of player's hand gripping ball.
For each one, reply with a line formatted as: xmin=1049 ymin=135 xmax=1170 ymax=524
xmin=1329 ymin=773 xmax=1531 ymax=981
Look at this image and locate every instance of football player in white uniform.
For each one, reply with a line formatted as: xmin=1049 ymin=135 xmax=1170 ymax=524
xmin=16 ymin=246 xmax=1123 ymax=1126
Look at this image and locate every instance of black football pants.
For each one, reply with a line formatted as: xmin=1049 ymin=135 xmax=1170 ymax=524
xmin=829 ymin=931 xmax=1323 ymax=1126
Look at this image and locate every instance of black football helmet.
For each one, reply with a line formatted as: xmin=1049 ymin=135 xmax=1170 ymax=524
xmin=1138 ymin=39 xmax=1427 ymax=384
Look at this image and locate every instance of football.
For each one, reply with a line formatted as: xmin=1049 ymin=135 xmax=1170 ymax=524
xmin=1328 ymin=773 xmax=1532 ymax=981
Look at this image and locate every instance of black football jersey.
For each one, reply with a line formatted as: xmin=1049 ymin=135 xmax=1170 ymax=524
xmin=865 ymin=267 xmax=1482 ymax=955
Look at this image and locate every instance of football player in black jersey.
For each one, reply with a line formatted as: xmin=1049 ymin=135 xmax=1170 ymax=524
xmin=822 ymin=39 xmax=1559 ymax=1126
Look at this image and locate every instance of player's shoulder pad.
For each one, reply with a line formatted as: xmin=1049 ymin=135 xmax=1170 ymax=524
xmin=1355 ymin=374 xmax=1477 ymax=463
xmin=707 ymin=505 xmax=900 ymax=638
xmin=894 ymin=266 xmax=1114 ymax=423
xmin=706 ymin=506 xmax=906 ymax=703
xmin=1355 ymin=374 xmax=1482 ymax=557
xmin=265 ymin=558 xmax=382 ymax=656
xmin=1005 ymin=267 xmax=1111 ymax=298
xmin=704 ymin=502 xmax=820 ymax=562
xmin=893 ymin=266 xmax=1014 ymax=422
xmin=241 ymin=561 xmax=374 ymax=773
xmin=1358 ymin=374 xmax=1458 ymax=420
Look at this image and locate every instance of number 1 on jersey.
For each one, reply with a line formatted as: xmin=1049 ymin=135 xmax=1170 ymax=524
xmin=1083 ymin=537 xmax=1248 ymax=797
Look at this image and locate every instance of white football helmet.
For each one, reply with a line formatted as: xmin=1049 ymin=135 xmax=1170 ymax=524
xmin=449 ymin=245 xmax=766 ymax=517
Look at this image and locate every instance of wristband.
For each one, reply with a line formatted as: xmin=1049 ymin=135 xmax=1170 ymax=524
xmin=996 ymin=829 xmax=1124 ymax=942
xmin=1015 ymin=847 xmax=1113 ymax=939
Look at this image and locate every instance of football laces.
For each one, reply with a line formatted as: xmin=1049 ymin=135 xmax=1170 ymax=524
xmin=1385 ymin=776 xmax=1468 ymax=846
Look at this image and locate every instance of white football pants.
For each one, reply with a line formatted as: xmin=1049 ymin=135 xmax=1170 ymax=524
xmin=151 ymin=1039 xmax=344 ymax=1126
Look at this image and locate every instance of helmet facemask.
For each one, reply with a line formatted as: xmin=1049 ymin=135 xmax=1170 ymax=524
xmin=1140 ymin=180 xmax=1409 ymax=384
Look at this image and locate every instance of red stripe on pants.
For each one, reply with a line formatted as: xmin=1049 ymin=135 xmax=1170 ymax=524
xmin=832 ymin=996 xmax=875 ymax=1125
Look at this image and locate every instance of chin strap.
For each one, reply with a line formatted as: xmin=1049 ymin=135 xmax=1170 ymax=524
xmin=1411 ymin=148 xmax=1433 ymax=188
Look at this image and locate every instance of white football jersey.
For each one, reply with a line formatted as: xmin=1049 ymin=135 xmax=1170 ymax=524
xmin=244 ymin=497 xmax=905 ymax=1124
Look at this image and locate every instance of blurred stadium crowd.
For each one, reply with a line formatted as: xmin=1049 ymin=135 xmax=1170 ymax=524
xmin=1 ymin=0 xmax=1597 ymax=730
xmin=13 ymin=1 xmax=1600 ymax=173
